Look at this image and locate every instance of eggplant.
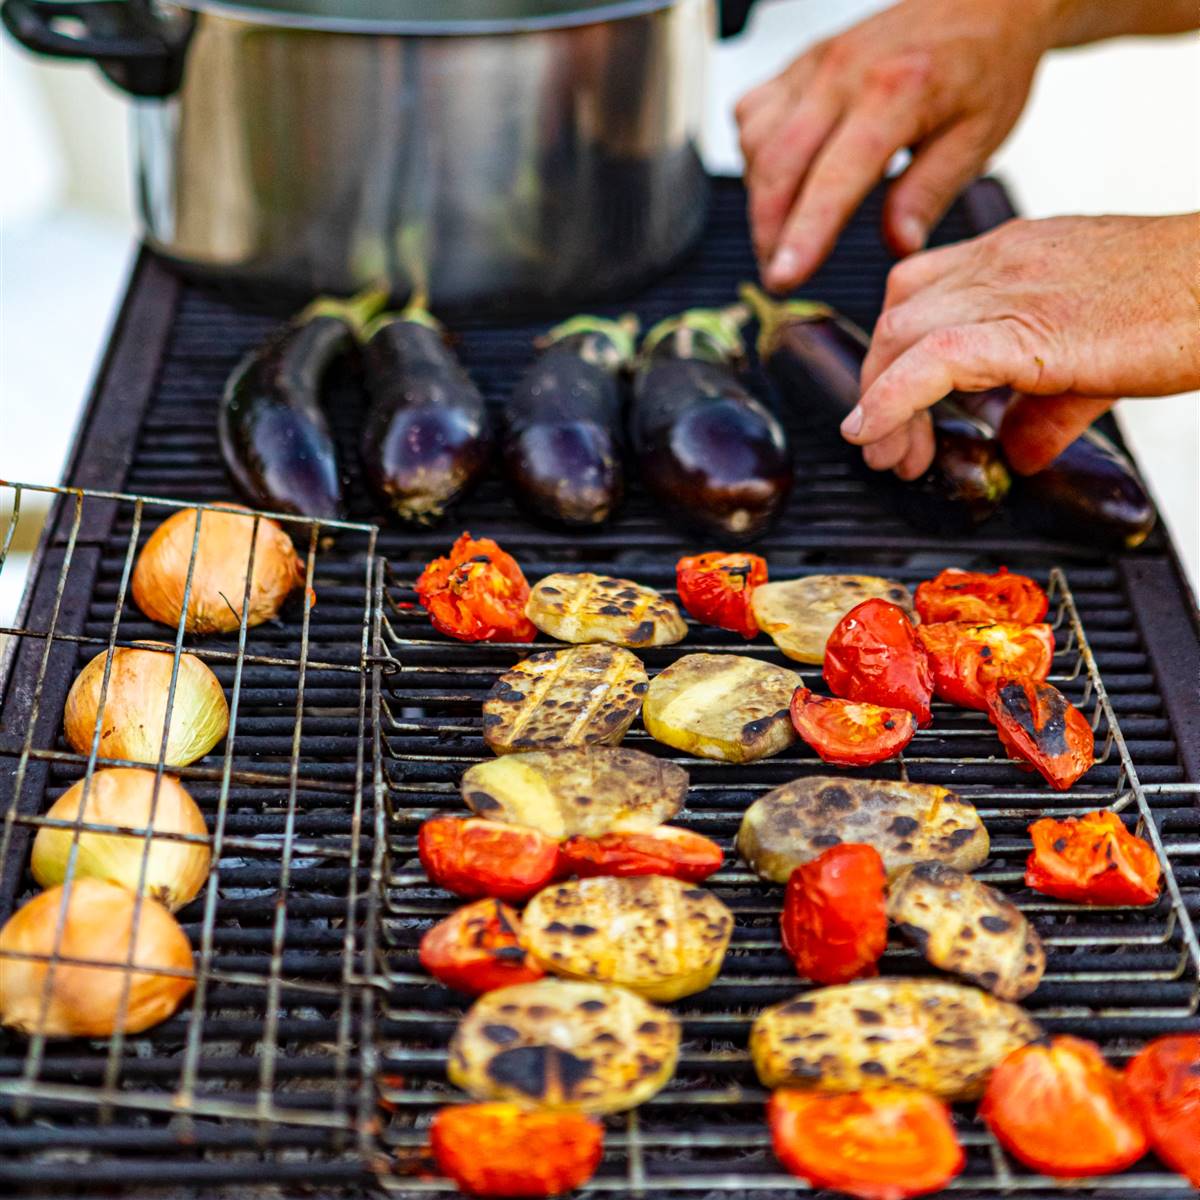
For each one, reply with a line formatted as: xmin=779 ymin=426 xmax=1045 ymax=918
xmin=630 ymin=306 xmax=793 ymax=541
xmin=740 ymin=284 xmax=1010 ymax=534
xmin=502 ymin=315 xmax=635 ymax=527
xmin=218 ymin=286 xmax=387 ymax=519
xmin=360 ymin=294 xmax=493 ymax=524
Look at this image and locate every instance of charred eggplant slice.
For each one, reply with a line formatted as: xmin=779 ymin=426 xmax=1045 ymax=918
xmin=360 ymin=294 xmax=493 ymax=524
xmin=631 ymin=305 xmax=792 ymax=540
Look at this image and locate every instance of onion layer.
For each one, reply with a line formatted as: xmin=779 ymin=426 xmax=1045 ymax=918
xmin=32 ymin=768 xmax=211 ymax=912
xmin=0 ymin=879 xmax=195 ymax=1037
xmin=132 ymin=506 xmax=308 ymax=634
xmin=63 ymin=645 xmax=229 ymax=767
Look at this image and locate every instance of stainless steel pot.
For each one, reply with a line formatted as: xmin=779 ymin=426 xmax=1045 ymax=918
xmin=4 ymin=0 xmax=729 ymax=310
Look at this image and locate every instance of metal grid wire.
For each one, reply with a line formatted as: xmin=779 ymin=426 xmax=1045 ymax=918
xmin=0 ymin=481 xmax=385 ymax=1176
xmin=372 ymin=556 xmax=1200 ymax=1198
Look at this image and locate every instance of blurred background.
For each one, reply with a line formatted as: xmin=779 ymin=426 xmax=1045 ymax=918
xmin=2 ymin=0 xmax=1198 ymax=627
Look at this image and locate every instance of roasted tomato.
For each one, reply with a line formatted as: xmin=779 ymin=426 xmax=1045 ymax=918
xmin=915 ymin=567 xmax=1048 ymax=625
xmin=560 ymin=826 xmax=723 ymax=883
xmin=981 ymin=1035 xmax=1148 ymax=1176
xmin=675 ymin=551 xmax=768 ymax=639
xmin=1125 ymin=1034 xmax=1200 ymax=1186
xmin=768 ymin=1087 xmax=964 ymax=1200
xmin=824 ymin=599 xmax=934 ymax=727
xmin=986 ymin=676 xmax=1094 ymax=790
xmin=430 ymin=1103 xmax=604 ymax=1197
xmin=418 ymin=899 xmax=544 ymax=994
xmin=418 ymin=817 xmax=562 ymax=902
xmin=917 ymin=621 xmax=1055 ymax=710
xmin=1025 ymin=811 xmax=1160 ymax=905
xmin=415 ymin=532 xmax=536 ymax=643
xmin=781 ymin=843 xmax=888 ymax=985
xmin=789 ymin=688 xmax=916 ymax=766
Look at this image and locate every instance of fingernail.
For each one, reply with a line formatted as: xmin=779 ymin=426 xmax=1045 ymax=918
xmin=841 ymin=406 xmax=865 ymax=437
xmin=896 ymin=216 xmax=925 ymax=252
xmin=767 ymin=246 xmax=800 ymax=288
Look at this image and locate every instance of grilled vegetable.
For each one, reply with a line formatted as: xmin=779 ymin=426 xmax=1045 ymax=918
xmin=752 ymin=575 xmax=913 ymax=665
xmin=790 ymin=689 xmax=916 ymax=767
xmin=1025 ymin=811 xmax=1160 ymax=906
xmin=642 ymin=653 xmax=801 ymax=763
xmin=738 ymin=777 xmax=989 ymax=884
xmin=751 ymin=979 xmax=1043 ymax=1100
xmin=824 ymin=600 xmax=934 ymax=727
xmin=781 ymin=844 xmax=888 ymax=985
xmin=914 ymin=567 xmax=1048 ymax=626
xmin=359 ymin=294 xmax=492 ymax=523
xmin=416 ymin=533 xmax=536 ymax=643
xmin=887 ymin=862 xmax=1045 ymax=1001
xmin=675 ymin=551 xmax=767 ymax=639
xmin=482 ymin=645 xmax=648 ymax=755
xmin=448 ymin=978 xmax=680 ymax=1114
xmin=419 ymin=899 xmax=544 ymax=995
xmin=522 ymin=874 xmax=733 ymax=1002
xmin=503 ymin=315 xmax=635 ymax=527
xmin=986 ymin=677 xmax=1094 ymax=790
xmin=1126 ymin=1035 xmax=1200 ymax=1186
xmin=559 ymin=827 xmax=723 ymax=883
xmin=917 ymin=621 xmax=1054 ymax=711
xmin=769 ymin=1088 xmax=964 ymax=1200
xmin=218 ymin=286 xmax=386 ymax=518
xmin=631 ymin=306 xmax=792 ymax=540
xmin=418 ymin=817 xmax=563 ymax=902
xmin=981 ymin=1036 xmax=1148 ymax=1176
xmin=460 ymin=746 xmax=685 ymax=839
xmin=525 ymin=572 xmax=686 ymax=647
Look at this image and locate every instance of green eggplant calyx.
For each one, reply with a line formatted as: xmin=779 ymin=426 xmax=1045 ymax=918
xmin=738 ymin=282 xmax=835 ymax=360
xmin=641 ymin=304 xmax=749 ymax=362
xmin=541 ymin=313 xmax=640 ymax=369
xmin=362 ymin=288 xmax=444 ymax=343
xmin=301 ymin=283 xmax=391 ymax=339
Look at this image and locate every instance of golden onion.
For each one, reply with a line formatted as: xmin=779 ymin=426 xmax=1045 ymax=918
xmin=32 ymin=768 xmax=211 ymax=912
xmin=63 ymin=645 xmax=229 ymax=767
xmin=132 ymin=505 xmax=309 ymax=634
xmin=0 ymin=879 xmax=194 ymax=1037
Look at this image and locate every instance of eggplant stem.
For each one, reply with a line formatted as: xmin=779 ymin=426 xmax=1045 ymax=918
xmin=539 ymin=314 xmax=640 ymax=367
xmin=641 ymin=304 xmax=749 ymax=361
xmin=300 ymin=283 xmax=391 ymax=339
xmin=738 ymin=282 xmax=835 ymax=361
xmin=361 ymin=288 xmax=444 ymax=342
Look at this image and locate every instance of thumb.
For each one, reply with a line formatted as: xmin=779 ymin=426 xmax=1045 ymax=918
xmin=999 ymin=393 xmax=1117 ymax=475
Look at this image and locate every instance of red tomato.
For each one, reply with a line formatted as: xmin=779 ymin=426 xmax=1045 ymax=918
xmin=823 ymin=599 xmax=934 ymax=727
xmin=986 ymin=676 xmax=1094 ymax=790
xmin=418 ymin=899 xmax=544 ymax=994
xmin=415 ymin=533 xmax=536 ymax=643
xmin=980 ymin=1036 xmax=1148 ymax=1176
xmin=917 ymin=621 xmax=1055 ymax=710
xmin=915 ymin=567 xmax=1048 ymax=625
xmin=675 ymin=551 xmax=767 ymax=639
xmin=1025 ymin=811 xmax=1160 ymax=905
xmin=789 ymin=688 xmax=916 ymax=766
xmin=418 ymin=817 xmax=562 ymax=902
xmin=1125 ymin=1035 xmax=1200 ymax=1186
xmin=781 ymin=843 xmax=888 ymax=985
xmin=560 ymin=826 xmax=723 ymax=883
xmin=768 ymin=1087 xmax=964 ymax=1200
xmin=430 ymin=1103 xmax=604 ymax=1197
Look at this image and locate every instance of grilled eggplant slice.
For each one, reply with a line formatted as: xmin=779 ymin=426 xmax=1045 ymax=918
xmin=751 ymin=979 xmax=1042 ymax=1100
xmin=751 ymin=575 xmax=914 ymax=664
xmin=887 ymin=862 xmax=1045 ymax=1001
xmin=483 ymin=645 xmax=648 ymax=755
xmin=643 ymin=653 xmax=801 ymax=763
xmin=523 ymin=875 xmax=733 ymax=1002
xmin=448 ymin=979 xmax=679 ymax=1114
xmin=526 ymin=572 xmax=686 ymax=648
xmin=461 ymin=747 xmax=687 ymax=839
xmin=360 ymin=295 xmax=492 ymax=524
xmin=738 ymin=777 xmax=989 ymax=883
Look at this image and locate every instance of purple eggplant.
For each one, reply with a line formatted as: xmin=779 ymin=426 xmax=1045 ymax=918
xmin=360 ymin=295 xmax=493 ymax=524
xmin=741 ymin=284 xmax=1010 ymax=534
xmin=631 ymin=306 xmax=792 ymax=541
xmin=503 ymin=315 xmax=635 ymax=527
xmin=218 ymin=287 xmax=387 ymax=519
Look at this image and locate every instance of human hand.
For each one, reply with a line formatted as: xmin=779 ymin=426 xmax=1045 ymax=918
xmin=844 ymin=213 xmax=1200 ymax=478
xmin=737 ymin=0 xmax=1055 ymax=291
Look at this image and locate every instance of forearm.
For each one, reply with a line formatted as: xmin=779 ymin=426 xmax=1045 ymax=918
xmin=1042 ymin=0 xmax=1199 ymax=48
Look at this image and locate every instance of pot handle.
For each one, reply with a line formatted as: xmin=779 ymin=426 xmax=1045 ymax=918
xmin=1 ymin=0 xmax=193 ymax=96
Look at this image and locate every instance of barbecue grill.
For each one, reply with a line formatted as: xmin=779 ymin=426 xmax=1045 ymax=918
xmin=2 ymin=178 xmax=1197 ymax=1198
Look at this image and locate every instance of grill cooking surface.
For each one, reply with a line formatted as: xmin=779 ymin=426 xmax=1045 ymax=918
xmin=2 ymin=179 xmax=1197 ymax=1197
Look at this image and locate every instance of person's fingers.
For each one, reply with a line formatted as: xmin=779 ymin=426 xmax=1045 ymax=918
xmin=862 ymin=424 xmax=912 ymax=472
xmin=999 ymin=393 xmax=1116 ymax=474
xmin=881 ymin=119 xmax=991 ymax=255
xmin=881 ymin=236 xmax=977 ymax=310
xmin=895 ymin=411 xmax=936 ymax=479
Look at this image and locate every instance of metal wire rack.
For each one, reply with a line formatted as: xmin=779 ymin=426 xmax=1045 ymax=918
xmin=372 ymin=555 xmax=1200 ymax=1198
xmin=0 ymin=481 xmax=386 ymax=1186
